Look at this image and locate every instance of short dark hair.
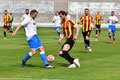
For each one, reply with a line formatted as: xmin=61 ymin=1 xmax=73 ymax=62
xmin=30 ymin=9 xmax=38 ymax=14
xmin=85 ymin=8 xmax=89 ymax=11
xmin=111 ymin=11 xmax=114 ymax=13
xmin=59 ymin=10 xmax=67 ymax=16
xmin=4 ymin=10 xmax=8 ymax=12
xmin=26 ymin=9 xmax=29 ymax=11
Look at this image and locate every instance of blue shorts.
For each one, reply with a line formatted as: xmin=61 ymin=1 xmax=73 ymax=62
xmin=28 ymin=35 xmax=43 ymax=49
xmin=108 ymin=25 xmax=116 ymax=34
xmin=55 ymin=26 xmax=60 ymax=32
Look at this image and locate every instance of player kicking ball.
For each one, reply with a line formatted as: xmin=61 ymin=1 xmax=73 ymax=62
xmin=12 ymin=10 xmax=54 ymax=68
xmin=107 ymin=11 xmax=118 ymax=44
xmin=58 ymin=10 xmax=80 ymax=68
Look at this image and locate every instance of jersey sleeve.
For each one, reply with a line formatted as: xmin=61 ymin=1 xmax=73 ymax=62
xmin=52 ymin=16 xmax=55 ymax=22
xmin=91 ymin=16 xmax=94 ymax=23
xmin=78 ymin=16 xmax=83 ymax=23
xmin=21 ymin=15 xmax=24 ymax=21
xmin=69 ymin=19 xmax=77 ymax=28
xmin=20 ymin=18 xmax=30 ymax=26
xmin=101 ymin=15 xmax=103 ymax=20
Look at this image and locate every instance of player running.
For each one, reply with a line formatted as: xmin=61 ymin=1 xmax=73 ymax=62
xmin=78 ymin=8 xmax=95 ymax=52
xmin=12 ymin=10 xmax=54 ymax=68
xmin=58 ymin=10 xmax=80 ymax=68
xmin=107 ymin=11 xmax=118 ymax=44
xmin=1 ymin=10 xmax=13 ymax=39
xmin=95 ymin=11 xmax=103 ymax=38
xmin=53 ymin=11 xmax=61 ymax=37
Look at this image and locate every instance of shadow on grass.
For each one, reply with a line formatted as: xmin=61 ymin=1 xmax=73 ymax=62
xmin=12 ymin=64 xmax=44 ymax=68
xmin=55 ymin=63 xmax=69 ymax=67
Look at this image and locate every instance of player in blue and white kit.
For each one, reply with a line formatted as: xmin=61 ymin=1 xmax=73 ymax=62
xmin=12 ymin=10 xmax=54 ymax=68
xmin=53 ymin=11 xmax=61 ymax=37
xmin=107 ymin=11 xmax=118 ymax=44
xmin=21 ymin=9 xmax=30 ymax=22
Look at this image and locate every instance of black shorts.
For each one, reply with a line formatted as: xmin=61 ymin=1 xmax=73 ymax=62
xmin=82 ymin=31 xmax=91 ymax=39
xmin=61 ymin=38 xmax=75 ymax=52
xmin=3 ymin=25 xmax=10 ymax=30
xmin=96 ymin=25 xmax=101 ymax=29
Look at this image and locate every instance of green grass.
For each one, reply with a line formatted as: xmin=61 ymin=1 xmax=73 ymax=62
xmin=0 ymin=27 xmax=120 ymax=80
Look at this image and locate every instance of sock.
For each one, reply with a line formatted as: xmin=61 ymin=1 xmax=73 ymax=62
xmin=57 ymin=31 xmax=61 ymax=37
xmin=86 ymin=40 xmax=90 ymax=47
xmin=96 ymin=30 xmax=98 ymax=35
xmin=23 ymin=52 xmax=33 ymax=62
xmin=113 ymin=36 xmax=115 ymax=41
xmin=10 ymin=30 xmax=13 ymax=33
xmin=84 ymin=39 xmax=87 ymax=46
xmin=109 ymin=33 xmax=111 ymax=39
xmin=40 ymin=51 xmax=49 ymax=66
xmin=99 ymin=30 xmax=101 ymax=34
xmin=4 ymin=31 xmax=6 ymax=37
xmin=60 ymin=51 xmax=74 ymax=64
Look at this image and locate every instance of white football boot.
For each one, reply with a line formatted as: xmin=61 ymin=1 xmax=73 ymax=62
xmin=68 ymin=64 xmax=76 ymax=68
xmin=88 ymin=47 xmax=92 ymax=52
xmin=74 ymin=58 xmax=80 ymax=68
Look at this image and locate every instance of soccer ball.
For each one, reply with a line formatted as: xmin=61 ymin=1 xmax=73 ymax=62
xmin=47 ymin=55 xmax=55 ymax=63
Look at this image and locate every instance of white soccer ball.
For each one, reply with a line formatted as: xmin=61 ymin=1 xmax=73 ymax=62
xmin=47 ymin=55 xmax=55 ymax=63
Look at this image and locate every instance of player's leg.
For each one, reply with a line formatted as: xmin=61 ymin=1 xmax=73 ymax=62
xmin=85 ymin=31 xmax=92 ymax=52
xmin=96 ymin=25 xmax=98 ymax=38
xmin=99 ymin=25 xmax=101 ymax=37
xmin=55 ymin=26 xmax=61 ymax=37
xmin=82 ymin=32 xmax=88 ymax=49
xmin=22 ymin=49 xmax=36 ymax=67
xmin=3 ymin=27 xmax=7 ymax=39
xmin=38 ymin=47 xmax=54 ymax=68
xmin=7 ymin=26 xmax=13 ymax=33
xmin=59 ymin=38 xmax=80 ymax=68
xmin=108 ymin=25 xmax=112 ymax=42
xmin=112 ymin=25 xmax=116 ymax=44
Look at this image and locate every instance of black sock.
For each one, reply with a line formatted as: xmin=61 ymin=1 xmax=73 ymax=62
xmin=86 ymin=40 xmax=90 ymax=47
xmin=96 ymin=30 xmax=98 ymax=35
xmin=4 ymin=31 xmax=6 ymax=37
xmin=99 ymin=30 xmax=101 ymax=34
xmin=59 ymin=51 xmax=74 ymax=64
xmin=10 ymin=30 xmax=13 ymax=33
xmin=84 ymin=39 xmax=87 ymax=45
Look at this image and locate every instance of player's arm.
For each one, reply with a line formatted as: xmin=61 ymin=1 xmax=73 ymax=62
xmin=73 ymin=25 xmax=80 ymax=40
xmin=52 ymin=17 xmax=55 ymax=23
xmin=58 ymin=33 xmax=64 ymax=44
xmin=91 ymin=17 xmax=95 ymax=29
xmin=12 ymin=24 xmax=24 ymax=37
xmin=77 ymin=17 xmax=83 ymax=25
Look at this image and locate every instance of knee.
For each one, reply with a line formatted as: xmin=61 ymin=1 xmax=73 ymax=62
xmin=39 ymin=47 xmax=44 ymax=52
xmin=86 ymin=37 xmax=89 ymax=40
xmin=31 ymin=50 xmax=36 ymax=55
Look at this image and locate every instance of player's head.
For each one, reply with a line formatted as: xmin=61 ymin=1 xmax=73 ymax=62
xmin=55 ymin=11 xmax=59 ymax=16
xmin=85 ymin=8 xmax=89 ymax=16
xmin=30 ymin=9 xmax=38 ymax=19
xmin=111 ymin=11 xmax=114 ymax=16
xmin=97 ymin=11 xmax=100 ymax=15
xmin=10 ymin=13 xmax=12 ymax=15
xmin=59 ymin=10 xmax=67 ymax=19
xmin=4 ymin=10 xmax=8 ymax=15
xmin=25 ymin=9 xmax=29 ymax=15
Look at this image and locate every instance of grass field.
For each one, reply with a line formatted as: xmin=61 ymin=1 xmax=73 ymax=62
xmin=0 ymin=27 xmax=120 ymax=80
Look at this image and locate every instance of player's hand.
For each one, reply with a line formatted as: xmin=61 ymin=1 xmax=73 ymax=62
xmin=73 ymin=36 xmax=77 ymax=40
xmin=58 ymin=39 xmax=61 ymax=44
xmin=93 ymin=25 xmax=96 ymax=29
xmin=12 ymin=32 xmax=16 ymax=37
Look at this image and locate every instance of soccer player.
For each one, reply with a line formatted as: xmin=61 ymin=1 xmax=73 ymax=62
xmin=95 ymin=11 xmax=103 ymax=38
xmin=78 ymin=8 xmax=95 ymax=52
xmin=12 ymin=10 xmax=54 ymax=68
xmin=10 ymin=13 xmax=14 ymax=28
xmin=1 ymin=10 xmax=13 ymax=39
xmin=53 ymin=11 xmax=61 ymax=37
xmin=21 ymin=9 xmax=30 ymax=22
xmin=58 ymin=10 xmax=80 ymax=68
xmin=107 ymin=11 xmax=118 ymax=44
